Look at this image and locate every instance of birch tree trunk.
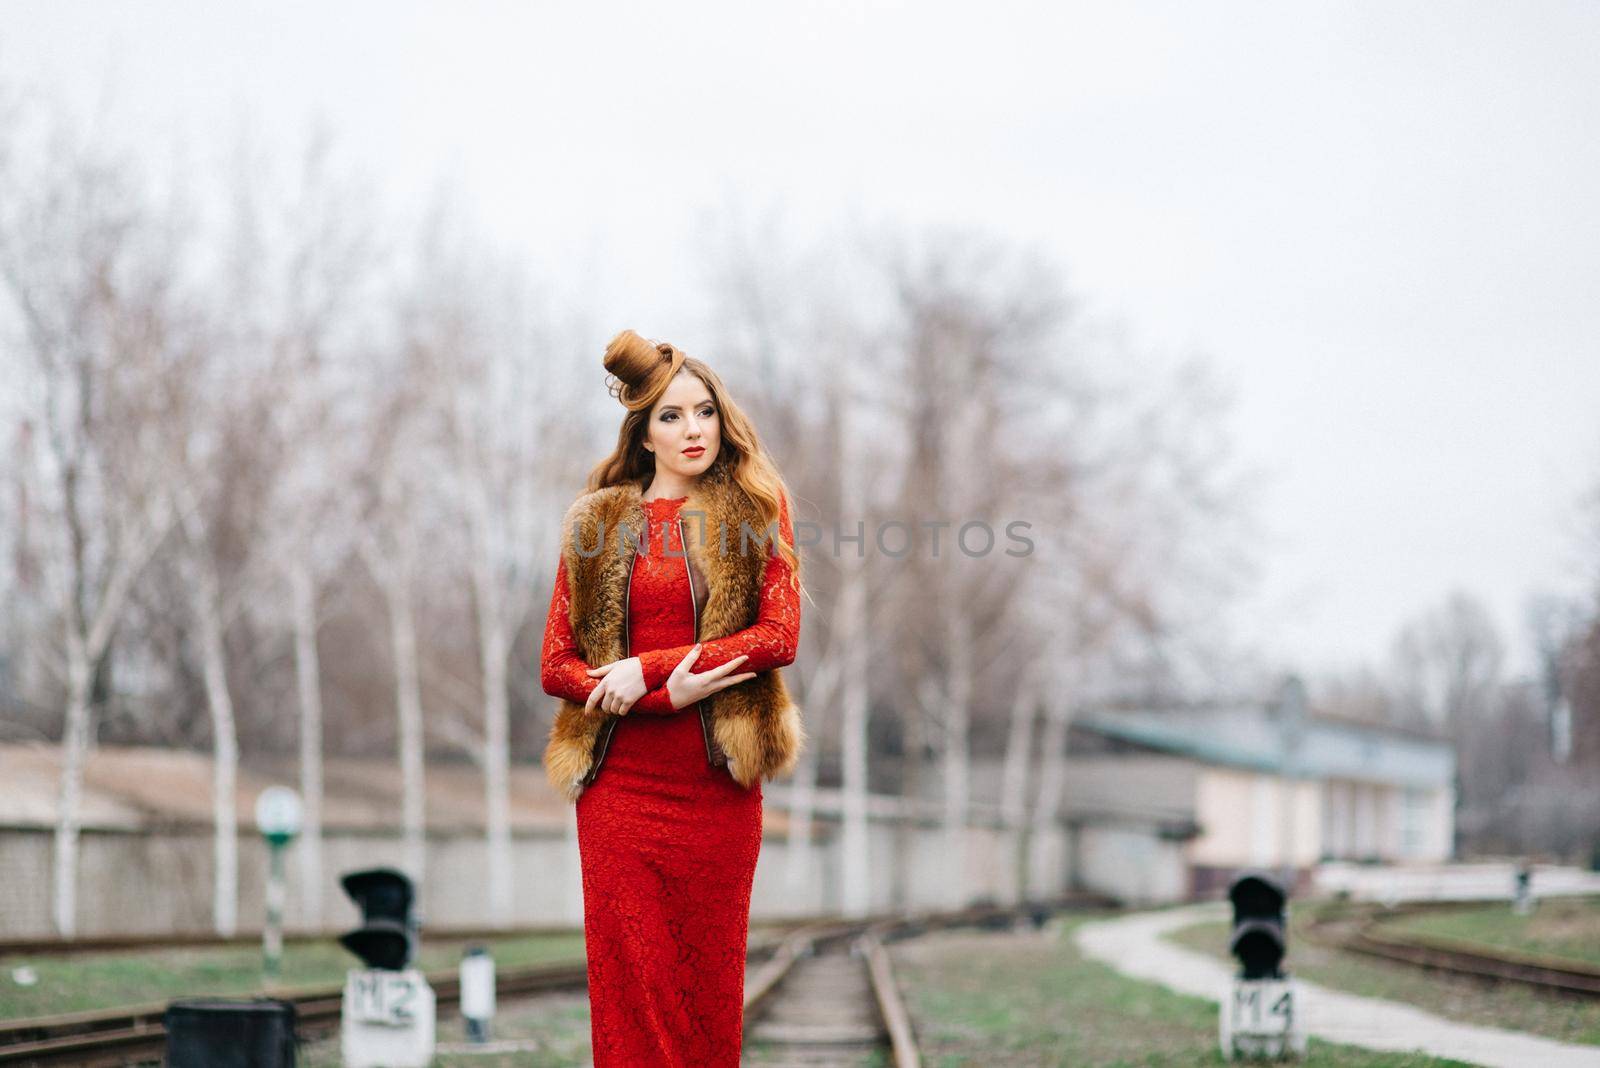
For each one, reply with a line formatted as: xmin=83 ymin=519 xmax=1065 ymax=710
xmin=1028 ymin=689 xmax=1073 ymax=898
xmin=999 ymin=670 xmax=1038 ymax=827
xmin=469 ymin=532 xmax=514 ymax=927
xmin=443 ymin=331 xmax=541 ymax=931
xmin=51 ymin=507 xmax=170 ymax=937
xmin=190 ymin=555 xmax=241 ymax=937
xmin=170 ymin=484 xmax=244 ymax=938
xmin=289 ymin=559 xmax=325 ymax=930
xmin=453 ymin=370 xmax=519 ymax=928
xmin=52 ymin=643 xmax=94 ymax=938
xmin=835 ymin=361 xmax=874 ymax=917
xmin=937 ymin=360 xmax=985 ymax=911
xmin=386 ymin=558 xmax=428 ymax=889
xmin=941 ymin=608 xmax=973 ymax=908
xmin=894 ymin=691 xmax=934 ymax=911
xmin=783 ymin=743 xmax=818 ymax=904
xmin=783 ymin=616 xmax=846 ymax=902
xmin=363 ymin=523 xmax=430 ymax=895
xmin=999 ymin=668 xmax=1039 ymax=903
xmin=838 ymin=570 xmax=873 ymax=916
xmin=780 ymin=657 xmax=857 ymax=909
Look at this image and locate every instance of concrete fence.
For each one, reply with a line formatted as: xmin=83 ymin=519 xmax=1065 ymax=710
xmin=0 ymin=794 xmax=1112 ymax=940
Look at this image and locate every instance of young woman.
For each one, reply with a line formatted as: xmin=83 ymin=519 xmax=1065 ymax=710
xmin=539 ymin=329 xmax=805 ymax=1066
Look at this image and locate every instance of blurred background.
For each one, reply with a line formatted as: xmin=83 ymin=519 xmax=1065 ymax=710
xmin=1 ymin=3 xmax=1599 ymax=1058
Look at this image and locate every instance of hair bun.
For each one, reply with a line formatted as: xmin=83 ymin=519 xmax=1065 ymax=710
xmin=603 ymin=329 xmax=684 ymax=408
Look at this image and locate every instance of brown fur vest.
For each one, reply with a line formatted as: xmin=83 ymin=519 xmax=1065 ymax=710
xmin=542 ymin=463 xmax=804 ymax=802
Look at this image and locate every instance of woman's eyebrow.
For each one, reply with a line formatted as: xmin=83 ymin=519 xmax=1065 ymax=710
xmin=657 ymin=399 xmax=715 ymax=412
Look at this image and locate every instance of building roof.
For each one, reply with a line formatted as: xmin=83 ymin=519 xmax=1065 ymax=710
xmin=1074 ymin=706 xmax=1454 ymax=789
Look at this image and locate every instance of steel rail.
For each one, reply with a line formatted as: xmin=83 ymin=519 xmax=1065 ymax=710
xmin=2 ymin=896 xmax=1102 ymax=1065
xmin=1301 ymin=899 xmax=1600 ymax=1000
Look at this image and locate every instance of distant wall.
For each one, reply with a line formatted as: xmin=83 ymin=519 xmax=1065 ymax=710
xmin=0 ymin=810 xmax=1079 ymax=940
xmin=1070 ymin=822 xmax=1190 ymax=906
xmin=0 ymin=826 xmax=576 ymax=939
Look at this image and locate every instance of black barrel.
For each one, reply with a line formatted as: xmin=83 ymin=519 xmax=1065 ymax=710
xmin=164 ymin=998 xmax=297 ymax=1067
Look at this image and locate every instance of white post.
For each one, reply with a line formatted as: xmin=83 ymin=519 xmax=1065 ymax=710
xmin=255 ymin=786 xmax=303 ymax=982
xmin=460 ymin=946 xmax=496 ymax=1043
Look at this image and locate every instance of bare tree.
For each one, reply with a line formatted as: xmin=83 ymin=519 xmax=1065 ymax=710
xmin=830 ymin=355 xmax=876 ymax=914
xmin=128 ymin=119 xmax=378 ymax=936
xmin=349 ymin=206 xmax=520 ymax=900
xmin=874 ymin=226 xmax=1077 ymax=906
xmin=1390 ymin=590 xmax=1506 ymax=731
xmin=0 ymin=97 xmax=182 ymax=935
xmin=1389 ymin=590 xmax=1507 ymax=856
xmin=356 ymin=454 xmax=434 ymax=890
xmin=694 ymin=205 xmax=896 ymax=915
xmin=693 ymin=210 xmax=1261 ymax=911
xmin=2 ymin=78 xmax=1281 ymax=931
xmin=406 ymin=205 xmax=569 ymax=926
xmin=876 ymin=228 xmax=1258 ymax=904
xmin=154 ymin=308 xmax=266 ymax=939
xmin=251 ymin=125 xmax=382 ymax=929
xmin=1026 ymin=525 xmax=1160 ymax=897
xmin=170 ymin=480 xmax=245 ymax=935
xmin=1310 ymin=665 xmax=1403 ymax=727
xmin=1566 ymin=613 xmax=1600 ymax=772
xmin=1526 ymin=592 xmax=1587 ymax=763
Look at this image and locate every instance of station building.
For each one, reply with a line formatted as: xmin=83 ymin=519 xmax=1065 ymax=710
xmin=1052 ymin=705 xmax=1456 ymax=903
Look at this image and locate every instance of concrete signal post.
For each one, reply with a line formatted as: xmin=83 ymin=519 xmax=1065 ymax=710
xmin=337 ymin=867 xmax=436 ymax=1068
xmin=1220 ymin=872 xmax=1307 ymax=1061
xmin=253 ymin=786 xmax=302 ymax=982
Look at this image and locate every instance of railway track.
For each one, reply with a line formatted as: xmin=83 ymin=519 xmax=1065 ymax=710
xmin=0 ymin=958 xmax=598 ymax=1067
xmin=1303 ymin=898 xmax=1600 ymax=1001
xmin=743 ymin=927 xmax=892 ymax=1065
xmin=0 ymin=899 xmax=1088 ymax=1067
xmin=741 ymin=902 xmax=1061 ymax=1067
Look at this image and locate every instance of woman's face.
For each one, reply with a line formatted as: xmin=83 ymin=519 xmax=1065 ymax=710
xmin=644 ymin=372 xmax=721 ymax=480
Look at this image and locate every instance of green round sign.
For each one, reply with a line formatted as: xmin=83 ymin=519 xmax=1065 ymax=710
xmin=255 ymin=786 xmax=303 ymax=846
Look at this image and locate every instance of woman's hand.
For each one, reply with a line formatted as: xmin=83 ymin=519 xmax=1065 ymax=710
xmin=585 ymin=656 xmax=646 ymax=717
xmin=666 ymin=645 xmax=756 ymax=710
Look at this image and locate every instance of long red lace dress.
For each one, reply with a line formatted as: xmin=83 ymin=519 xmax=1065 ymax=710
xmin=540 ymin=491 xmax=800 ymax=1067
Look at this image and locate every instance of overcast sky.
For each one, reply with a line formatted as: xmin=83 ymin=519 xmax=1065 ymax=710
xmin=6 ymin=1 xmax=1597 ymax=682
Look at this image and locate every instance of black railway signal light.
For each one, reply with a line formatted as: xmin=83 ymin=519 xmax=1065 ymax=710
xmin=1227 ymin=871 xmax=1287 ymax=980
xmin=339 ymin=867 xmax=417 ymax=971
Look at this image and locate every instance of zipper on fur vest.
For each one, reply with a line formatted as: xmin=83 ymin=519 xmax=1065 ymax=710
xmin=678 ymin=514 xmax=723 ymax=767
xmin=582 ymin=513 xmax=721 ymax=786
